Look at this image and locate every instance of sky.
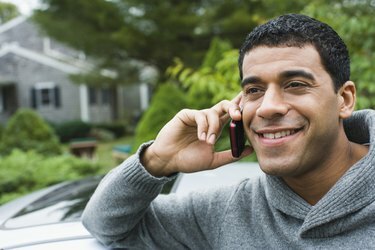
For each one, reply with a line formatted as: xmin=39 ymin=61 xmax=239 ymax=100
xmin=1 ymin=0 xmax=41 ymax=15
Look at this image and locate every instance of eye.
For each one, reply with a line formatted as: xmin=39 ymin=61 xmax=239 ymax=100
xmin=285 ymin=81 xmax=306 ymax=89
xmin=245 ymin=87 xmax=262 ymax=94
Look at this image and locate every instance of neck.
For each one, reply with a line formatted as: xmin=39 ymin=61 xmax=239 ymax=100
xmin=283 ymin=132 xmax=369 ymax=205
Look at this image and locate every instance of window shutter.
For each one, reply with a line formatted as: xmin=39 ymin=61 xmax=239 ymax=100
xmin=2 ymin=89 xmax=6 ymax=111
xmin=54 ymin=86 xmax=61 ymax=108
xmin=31 ymin=87 xmax=37 ymax=109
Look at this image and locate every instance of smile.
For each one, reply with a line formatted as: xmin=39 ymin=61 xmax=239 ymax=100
xmin=262 ymin=130 xmax=295 ymax=139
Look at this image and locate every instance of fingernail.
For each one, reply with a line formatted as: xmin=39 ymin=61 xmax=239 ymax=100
xmin=208 ymin=134 xmax=216 ymax=144
xmin=235 ymin=110 xmax=241 ymax=116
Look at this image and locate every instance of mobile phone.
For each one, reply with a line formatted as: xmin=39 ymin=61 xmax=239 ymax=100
xmin=229 ymin=119 xmax=245 ymax=158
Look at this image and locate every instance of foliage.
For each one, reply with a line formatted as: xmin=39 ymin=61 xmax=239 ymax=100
xmin=0 ymin=108 xmax=61 ymax=156
xmin=133 ymin=83 xmax=187 ymax=151
xmin=90 ymin=128 xmax=115 ymax=142
xmin=53 ymin=121 xmax=128 ymax=142
xmin=168 ymin=1 xmax=375 ymax=111
xmin=53 ymin=120 xmax=93 ymax=143
xmin=0 ymin=123 xmax=3 ymax=141
xmin=33 ymin=0 xmax=308 ymax=86
xmin=0 ymin=149 xmax=101 ymax=204
xmin=93 ymin=122 xmax=128 ymax=138
xmin=0 ymin=1 xmax=19 ymax=24
xmin=168 ymin=37 xmax=241 ymax=110
xmin=166 ymin=38 xmax=244 ymax=153
xmin=302 ymin=1 xmax=375 ymax=109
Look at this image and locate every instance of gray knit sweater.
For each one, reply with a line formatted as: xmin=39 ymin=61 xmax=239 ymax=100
xmin=82 ymin=110 xmax=375 ymax=249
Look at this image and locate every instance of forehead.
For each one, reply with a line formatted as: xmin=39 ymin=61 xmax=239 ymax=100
xmin=242 ymin=45 xmax=326 ymax=77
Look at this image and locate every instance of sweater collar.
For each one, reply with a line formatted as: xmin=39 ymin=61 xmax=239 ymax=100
xmin=265 ymin=110 xmax=375 ymax=238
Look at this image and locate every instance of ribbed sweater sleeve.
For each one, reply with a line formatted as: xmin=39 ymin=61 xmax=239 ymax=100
xmin=81 ymin=142 xmax=236 ymax=249
xmin=81 ymin=142 xmax=173 ymax=247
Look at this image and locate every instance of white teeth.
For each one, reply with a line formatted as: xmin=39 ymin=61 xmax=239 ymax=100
xmin=262 ymin=130 xmax=294 ymax=139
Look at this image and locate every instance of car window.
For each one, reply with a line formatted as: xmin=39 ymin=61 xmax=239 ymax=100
xmin=4 ymin=176 xmax=102 ymax=228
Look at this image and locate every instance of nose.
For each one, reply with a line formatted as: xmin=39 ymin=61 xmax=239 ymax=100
xmin=256 ymin=87 xmax=289 ymax=119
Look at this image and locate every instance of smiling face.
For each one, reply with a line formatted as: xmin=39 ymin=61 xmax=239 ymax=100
xmin=241 ymin=45 xmax=346 ymax=178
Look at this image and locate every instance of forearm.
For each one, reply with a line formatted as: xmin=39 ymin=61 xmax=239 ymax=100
xmin=82 ymin=142 xmax=175 ymax=247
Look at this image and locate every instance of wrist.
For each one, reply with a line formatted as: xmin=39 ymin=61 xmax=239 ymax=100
xmin=140 ymin=144 xmax=174 ymax=177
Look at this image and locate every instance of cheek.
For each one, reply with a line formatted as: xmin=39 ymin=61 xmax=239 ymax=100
xmin=241 ymin=102 xmax=259 ymax=142
xmin=241 ymin=102 xmax=258 ymax=125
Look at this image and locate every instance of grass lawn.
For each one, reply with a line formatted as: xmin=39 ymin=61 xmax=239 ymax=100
xmin=66 ymin=133 xmax=257 ymax=176
xmin=63 ymin=135 xmax=135 ymax=174
xmin=95 ymin=136 xmax=135 ymax=173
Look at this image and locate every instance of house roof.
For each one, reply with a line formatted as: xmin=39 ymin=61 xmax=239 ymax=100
xmin=0 ymin=15 xmax=28 ymax=34
xmin=0 ymin=43 xmax=89 ymax=74
xmin=0 ymin=15 xmax=91 ymax=74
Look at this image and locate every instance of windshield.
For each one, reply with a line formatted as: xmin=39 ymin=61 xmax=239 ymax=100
xmin=4 ymin=176 xmax=102 ymax=228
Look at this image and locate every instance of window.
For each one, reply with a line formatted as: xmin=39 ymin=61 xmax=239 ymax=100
xmin=0 ymin=88 xmax=3 ymax=113
xmin=101 ymin=88 xmax=110 ymax=104
xmin=31 ymin=82 xmax=61 ymax=109
xmin=89 ymin=87 xmax=97 ymax=105
xmin=88 ymin=87 xmax=111 ymax=105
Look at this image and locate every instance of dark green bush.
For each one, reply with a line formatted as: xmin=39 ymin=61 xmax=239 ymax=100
xmin=0 ymin=108 xmax=61 ymax=156
xmin=94 ymin=122 xmax=127 ymax=138
xmin=54 ymin=120 xmax=92 ymax=143
xmin=0 ymin=149 xmax=101 ymax=204
xmin=89 ymin=127 xmax=115 ymax=142
xmin=133 ymin=83 xmax=187 ymax=151
xmin=0 ymin=123 xmax=3 ymax=140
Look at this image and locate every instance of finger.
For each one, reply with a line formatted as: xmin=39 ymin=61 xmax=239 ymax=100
xmin=230 ymin=92 xmax=243 ymax=121
xmin=232 ymin=92 xmax=243 ymax=106
xmin=212 ymin=100 xmax=241 ymax=124
xmin=205 ymin=109 xmax=221 ymax=144
xmin=194 ymin=111 xmax=209 ymax=141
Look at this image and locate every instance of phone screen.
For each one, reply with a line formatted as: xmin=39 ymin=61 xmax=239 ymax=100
xmin=229 ymin=119 xmax=245 ymax=158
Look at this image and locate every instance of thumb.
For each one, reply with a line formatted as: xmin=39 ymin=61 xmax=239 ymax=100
xmin=210 ymin=145 xmax=254 ymax=169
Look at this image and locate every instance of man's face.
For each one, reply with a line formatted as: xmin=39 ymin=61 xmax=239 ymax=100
xmin=241 ymin=45 xmax=343 ymax=178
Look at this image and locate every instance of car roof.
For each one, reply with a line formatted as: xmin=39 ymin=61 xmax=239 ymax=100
xmin=6 ymin=238 xmax=105 ymax=250
xmin=171 ymin=161 xmax=263 ymax=194
xmin=0 ymin=176 xmax=104 ymax=249
xmin=0 ymin=221 xmax=97 ymax=249
xmin=0 ymin=161 xmax=262 ymax=249
xmin=0 ymin=176 xmax=102 ymax=229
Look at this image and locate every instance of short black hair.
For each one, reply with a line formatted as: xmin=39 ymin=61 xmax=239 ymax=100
xmin=238 ymin=14 xmax=350 ymax=92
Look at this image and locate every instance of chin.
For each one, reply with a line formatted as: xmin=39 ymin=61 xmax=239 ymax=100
xmin=258 ymin=158 xmax=300 ymax=177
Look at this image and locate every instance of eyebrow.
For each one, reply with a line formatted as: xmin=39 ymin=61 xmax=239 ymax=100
xmin=241 ymin=69 xmax=316 ymax=87
xmin=241 ymin=76 xmax=262 ymax=87
xmin=280 ymin=70 xmax=316 ymax=81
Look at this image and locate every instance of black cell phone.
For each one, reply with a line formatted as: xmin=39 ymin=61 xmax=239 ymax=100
xmin=229 ymin=119 xmax=245 ymax=158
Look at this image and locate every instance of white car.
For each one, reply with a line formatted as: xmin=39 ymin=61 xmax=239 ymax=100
xmin=0 ymin=162 xmax=262 ymax=249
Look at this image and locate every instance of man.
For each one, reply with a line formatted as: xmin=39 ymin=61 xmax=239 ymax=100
xmin=82 ymin=14 xmax=374 ymax=249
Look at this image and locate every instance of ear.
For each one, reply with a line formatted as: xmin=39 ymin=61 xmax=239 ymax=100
xmin=337 ymin=81 xmax=356 ymax=119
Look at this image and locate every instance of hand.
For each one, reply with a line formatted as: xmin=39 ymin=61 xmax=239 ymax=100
xmin=141 ymin=93 xmax=253 ymax=177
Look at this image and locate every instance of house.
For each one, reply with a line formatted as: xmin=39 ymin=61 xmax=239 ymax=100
xmin=0 ymin=15 xmax=153 ymax=125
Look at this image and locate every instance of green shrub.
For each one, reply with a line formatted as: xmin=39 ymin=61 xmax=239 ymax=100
xmin=0 ymin=108 xmax=61 ymax=156
xmin=0 ymin=149 xmax=101 ymax=204
xmin=0 ymin=123 xmax=3 ymax=140
xmin=94 ymin=122 xmax=127 ymax=138
xmin=133 ymin=83 xmax=187 ymax=151
xmin=90 ymin=128 xmax=115 ymax=142
xmin=54 ymin=120 xmax=92 ymax=142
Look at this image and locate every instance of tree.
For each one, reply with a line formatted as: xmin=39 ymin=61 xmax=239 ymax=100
xmin=302 ymin=1 xmax=375 ymax=109
xmin=167 ymin=38 xmax=245 ymax=153
xmin=33 ymin=0 xmax=308 ymax=87
xmin=133 ymin=83 xmax=187 ymax=151
xmin=0 ymin=1 xmax=19 ymax=24
xmin=168 ymin=37 xmax=239 ymax=109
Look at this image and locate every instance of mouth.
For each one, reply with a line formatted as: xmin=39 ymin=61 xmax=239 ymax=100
xmin=256 ymin=128 xmax=304 ymax=140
